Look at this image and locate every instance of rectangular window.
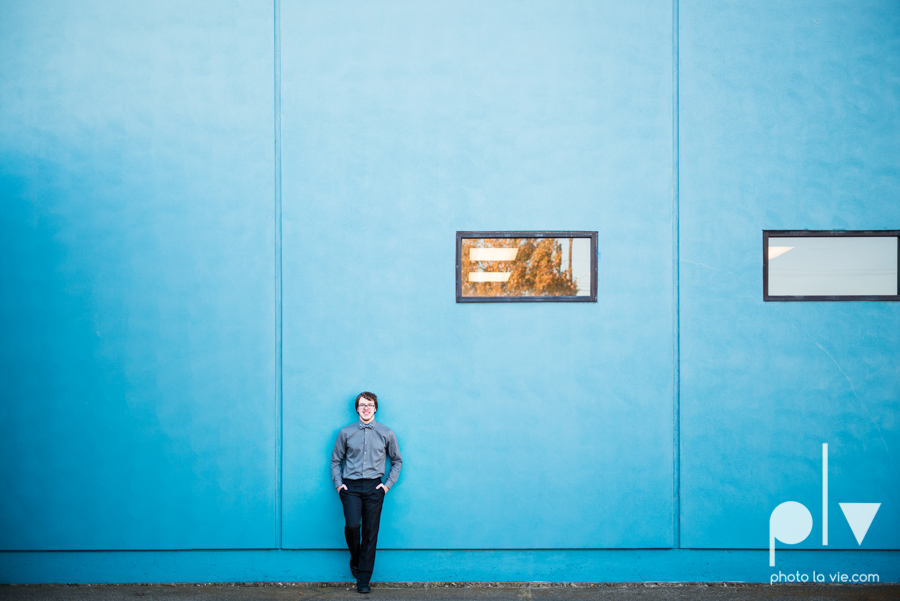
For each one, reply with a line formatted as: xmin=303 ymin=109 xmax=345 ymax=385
xmin=763 ymin=230 xmax=900 ymax=301
xmin=456 ymin=231 xmax=598 ymax=303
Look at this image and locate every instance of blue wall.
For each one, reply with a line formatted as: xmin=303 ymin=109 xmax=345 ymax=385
xmin=679 ymin=0 xmax=900 ymax=551
xmin=0 ymin=0 xmax=277 ymax=551
xmin=1 ymin=0 xmax=898 ymax=583
xmin=280 ymin=0 xmax=675 ymax=550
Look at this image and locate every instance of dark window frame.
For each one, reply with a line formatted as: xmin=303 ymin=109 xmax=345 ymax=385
xmin=456 ymin=231 xmax=598 ymax=303
xmin=763 ymin=229 xmax=900 ymax=302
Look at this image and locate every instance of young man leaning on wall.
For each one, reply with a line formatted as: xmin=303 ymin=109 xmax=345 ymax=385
xmin=331 ymin=392 xmax=402 ymax=594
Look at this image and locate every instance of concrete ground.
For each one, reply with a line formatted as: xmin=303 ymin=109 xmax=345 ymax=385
xmin=2 ymin=583 xmax=898 ymax=601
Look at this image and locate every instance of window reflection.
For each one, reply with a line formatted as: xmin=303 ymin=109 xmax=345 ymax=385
xmin=767 ymin=235 xmax=898 ymax=297
xmin=461 ymin=237 xmax=592 ymax=298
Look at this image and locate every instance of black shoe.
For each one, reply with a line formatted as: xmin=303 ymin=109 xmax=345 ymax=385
xmin=356 ymin=582 xmax=371 ymax=594
xmin=350 ymin=560 xmax=359 ymax=579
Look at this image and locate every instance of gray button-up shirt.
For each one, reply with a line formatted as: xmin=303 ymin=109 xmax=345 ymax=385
xmin=331 ymin=420 xmax=402 ymax=490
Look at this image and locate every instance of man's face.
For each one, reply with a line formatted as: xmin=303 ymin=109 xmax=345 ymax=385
xmin=357 ymin=399 xmax=377 ymax=423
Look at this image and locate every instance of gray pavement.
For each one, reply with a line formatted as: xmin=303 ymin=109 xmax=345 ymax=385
xmin=2 ymin=583 xmax=898 ymax=601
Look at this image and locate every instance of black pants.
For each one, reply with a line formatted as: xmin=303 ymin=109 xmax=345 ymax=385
xmin=339 ymin=478 xmax=385 ymax=585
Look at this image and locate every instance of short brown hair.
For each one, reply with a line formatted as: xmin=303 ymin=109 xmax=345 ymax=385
xmin=355 ymin=391 xmax=378 ymax=410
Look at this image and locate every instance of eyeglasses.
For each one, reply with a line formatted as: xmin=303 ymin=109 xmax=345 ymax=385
xmin=358 ymin=404 xmax=376 ymax=410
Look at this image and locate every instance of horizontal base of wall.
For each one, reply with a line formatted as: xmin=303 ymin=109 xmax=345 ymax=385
xmin=2 ymin=550 xmax=898 ymax=584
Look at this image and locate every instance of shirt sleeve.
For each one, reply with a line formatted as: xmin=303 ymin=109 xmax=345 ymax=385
xmin=383 ymin=430 xmax=402 ymax=490
xmin=331 ymin=430 xmax=347 ymax=489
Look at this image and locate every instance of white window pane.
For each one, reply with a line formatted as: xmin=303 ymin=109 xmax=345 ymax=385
xmin=768 ymin=236 xmax=898 ymax=296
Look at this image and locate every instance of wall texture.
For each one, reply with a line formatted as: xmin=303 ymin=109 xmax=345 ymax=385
xmin=1 ymin=0 xmax=898 ymax=583
xmin=680 ymin=0 xmax=900 ymax=550
xmin=0 ymin=0 xmax=277 ymax=551
xmin=280 ymin=0 xmax=675 ymax=551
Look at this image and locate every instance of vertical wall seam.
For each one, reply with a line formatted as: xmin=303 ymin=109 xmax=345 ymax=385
xmin=274 ymin=0 xmax=283 ymax=550
xmin=672 ymin=0 xmax=681 ymax=550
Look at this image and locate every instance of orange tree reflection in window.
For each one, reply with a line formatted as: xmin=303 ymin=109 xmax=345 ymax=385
xmin=461 ymin=238 xmax=580 ymax=297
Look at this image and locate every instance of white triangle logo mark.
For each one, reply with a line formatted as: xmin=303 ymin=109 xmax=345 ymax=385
xmin=839 ymin=503 xmax=881 ymax=545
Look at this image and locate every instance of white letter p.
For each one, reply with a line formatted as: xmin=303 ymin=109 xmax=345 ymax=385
xmin=769 ymin=501 xmax=813 ymax=566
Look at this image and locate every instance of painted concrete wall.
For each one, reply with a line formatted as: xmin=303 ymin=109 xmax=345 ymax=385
xmin=680 ymin=0 xmax=900 ymax=550
xmin=1 ymin=0 xmax=898 ymax=583
xmin=0 ymin=0 xmax=277 ymax=551
xmin=280 ymin=0 xmax=674 ymax=550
